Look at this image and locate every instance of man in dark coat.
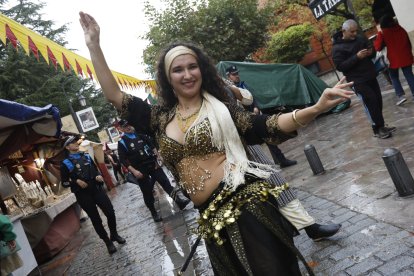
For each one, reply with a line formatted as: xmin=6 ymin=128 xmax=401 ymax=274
xmin=332 ymin=19 xmax=394 ymax=139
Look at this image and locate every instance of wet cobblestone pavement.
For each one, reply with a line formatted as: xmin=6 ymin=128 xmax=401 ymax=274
xmin=35 ymin=83 xmax=414 ymax=275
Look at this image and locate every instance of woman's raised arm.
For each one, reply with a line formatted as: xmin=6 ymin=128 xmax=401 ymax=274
xmin=277 ymin=78 xmax=354 ymax=133
xmin=79 ymin=12 xmax=123 ymax=110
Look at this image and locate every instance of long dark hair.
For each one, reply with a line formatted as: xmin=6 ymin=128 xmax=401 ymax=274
xmin=380 ymin=15 xmax=396 ymax=29
xmin=156 ymin=41 xmax=228 ymax=108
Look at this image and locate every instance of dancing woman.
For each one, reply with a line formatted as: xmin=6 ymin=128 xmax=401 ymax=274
xmin=79 ymin=12 xmax=353 ymax=275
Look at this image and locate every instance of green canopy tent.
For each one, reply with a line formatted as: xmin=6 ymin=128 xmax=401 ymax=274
xmin=217 ymin=61 xmax=337 ymax=113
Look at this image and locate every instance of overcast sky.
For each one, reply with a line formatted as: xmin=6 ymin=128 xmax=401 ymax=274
xmin=41 ymin=0 xmax=155 ymax=79
xmin=6 ymin=0 xmax=161 ymax=94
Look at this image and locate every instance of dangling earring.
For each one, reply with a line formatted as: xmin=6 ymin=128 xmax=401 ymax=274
xmin=173 ymin=89 xmax=177 ymax=97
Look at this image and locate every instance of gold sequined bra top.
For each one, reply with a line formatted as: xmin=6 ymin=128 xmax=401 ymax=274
xmin=159 ymin=118 xmax=225 ymax=194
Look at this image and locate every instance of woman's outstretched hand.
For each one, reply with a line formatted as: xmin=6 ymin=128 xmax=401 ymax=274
xmin=313 ymin=77 xmax=354 ymax=114
xmin=79 ymin=12 xmax=100 ymax=48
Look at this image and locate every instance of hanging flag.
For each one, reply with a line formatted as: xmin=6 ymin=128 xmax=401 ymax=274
xmin=0 ymin=13 xmax=156 ymax=92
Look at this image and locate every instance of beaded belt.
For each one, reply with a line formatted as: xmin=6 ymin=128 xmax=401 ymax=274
xmin=195 ymin=180 xmax=289 ymax=245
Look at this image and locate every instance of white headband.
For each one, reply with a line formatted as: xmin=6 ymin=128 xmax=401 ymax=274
xmin=164 ymin=46 xmax=197 ymax=82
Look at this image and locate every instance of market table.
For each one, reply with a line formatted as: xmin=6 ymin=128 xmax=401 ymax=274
xmin=21 ymin=193 xmax=81 ymax=263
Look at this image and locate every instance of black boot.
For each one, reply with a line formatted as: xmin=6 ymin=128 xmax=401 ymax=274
xmin=104 ymin=239 xmax=117 ymax=254
xmin=110 ymin=233 xmax=126 ymax=244
xmin=151 ymin=210 xmax=162 ymax=222
xmin=171 ymin=187 xmax=191 ymax=210
xmin=305 ymin=223 xmax=342 ymax=242
xmin=280 ymin=158 xmax=297 ymax=168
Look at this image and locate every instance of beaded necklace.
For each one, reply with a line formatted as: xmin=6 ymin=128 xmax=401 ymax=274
xmin=175 ymin=102 xmax=202 ymax=133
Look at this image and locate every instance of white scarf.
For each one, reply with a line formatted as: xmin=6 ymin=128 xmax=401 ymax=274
xmin=187 ymin=91 xmax=274 ymax=191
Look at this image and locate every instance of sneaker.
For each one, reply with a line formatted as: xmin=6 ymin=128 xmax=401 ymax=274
xmin=374 ymin=127 xmax=392 ymax=139
xmin=396 ymin=97 xmax=407 ymax=106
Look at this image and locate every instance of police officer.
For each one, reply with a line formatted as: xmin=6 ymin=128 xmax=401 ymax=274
xmin=60 ymin=136 xmax=126 ymax=254
xmin=116 ymin=119 xmax=190 ymax=222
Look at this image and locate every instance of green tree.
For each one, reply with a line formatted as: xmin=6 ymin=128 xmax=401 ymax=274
xmin=0 ymin=0 xmax=118 ymax=141
xmin=143 ymin=0 xmax=273 ymax=73
xmin=265 ymin=23 xmax=314 ymax=63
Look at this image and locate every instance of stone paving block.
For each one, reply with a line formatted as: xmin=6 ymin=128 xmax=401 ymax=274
xmin=391 ymin=269 xmax=414 ymax=276
xmin=374 ymin=242 xmax=410 ymax=261
xmin=364 ymin=271 xmax=382 ymax=276
xmin=376 ymin=255 xmax=414 ymax=275
xmin=330 ymin=245 xmax=361 ymax=262
xmin=332 ymin=207 xmax=351 ymax=217
xmin=311 ymin=258 xmax=336 ymax=273
xmin=345 ymin=256 xmax=383 ymax=275
xmin=332 ymin=210 xmax=357 ymax=224
xmin=403 ymin=235 xmax=414 ymax=247
xmin=309 ymin=198 xmax=331 ymax=209
xmin=313 ymin=244 xmax=343 ymax=260
xmin=321 ymin=257 xmax=356 ymax=274
xmin=313 ymin=200 xmax=337 ymax=211
xmin=348 ymin=213 xmax=368 ymax=224
xmin=343 ymin=217 xmax=377 ymax=235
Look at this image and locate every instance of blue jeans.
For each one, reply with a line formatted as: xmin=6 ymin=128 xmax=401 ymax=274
xmin=388 ymin=66 xmax=414 ymax=97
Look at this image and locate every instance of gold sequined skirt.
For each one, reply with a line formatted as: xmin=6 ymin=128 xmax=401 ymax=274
xmin=194 ymin=179 xmax=313 ymax=275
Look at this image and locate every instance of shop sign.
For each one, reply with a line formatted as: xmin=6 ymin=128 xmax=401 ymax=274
xmin=309 ymin=0 xmax=345 ymax=20
xmin=76 ymin=107 xmax=100 ymax=132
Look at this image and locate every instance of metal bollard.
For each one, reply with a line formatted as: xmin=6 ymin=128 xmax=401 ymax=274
xmin=382 ymin=148 xmax=414 ymax=197
xmin=304 ymin=144 xmax=325 ymax=175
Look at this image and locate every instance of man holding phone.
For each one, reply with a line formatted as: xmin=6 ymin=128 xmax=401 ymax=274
xmin=332 ymin=19 xmax=394 ymax=139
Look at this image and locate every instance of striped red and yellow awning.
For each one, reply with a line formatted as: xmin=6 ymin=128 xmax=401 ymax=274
xmin=0 ymin=13 xmax=156 ymax=92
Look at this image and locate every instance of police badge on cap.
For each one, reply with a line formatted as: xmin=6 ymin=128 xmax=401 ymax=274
xmin=64 ymin=136 xmax=78 ymax=147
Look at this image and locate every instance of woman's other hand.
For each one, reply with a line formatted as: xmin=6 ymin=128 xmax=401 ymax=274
xmin=313 ymin=77 xmax=354 ymax=114
xmin=79 ymin=12 xmax=100 ymax=48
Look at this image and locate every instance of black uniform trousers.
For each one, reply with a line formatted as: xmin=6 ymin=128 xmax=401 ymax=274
xmin=354 ymin=79 xmax=385 ymax=132
xmin=75 ymin=183 xmax=116 ymax=241
xmin=137 ymin=167 xmax=174 ymax=212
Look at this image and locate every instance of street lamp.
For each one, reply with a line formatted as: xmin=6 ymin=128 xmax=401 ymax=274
xmin=78 ymin=95 xmax=86 ymax=107
xmin=61 ymin=78 xmax=86 ymax=133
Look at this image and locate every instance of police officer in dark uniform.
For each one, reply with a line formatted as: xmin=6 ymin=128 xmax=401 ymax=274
xmin=60 ymin=136 xmax=126 ymax=254
xmin=116 ymin=119 xmax=190 ymax=222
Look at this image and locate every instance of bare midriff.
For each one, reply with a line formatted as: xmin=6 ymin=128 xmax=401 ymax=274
xmin=176 ymin=152 xmax=226 ymax=206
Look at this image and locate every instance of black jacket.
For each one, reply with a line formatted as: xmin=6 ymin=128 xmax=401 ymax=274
xmin=61 ymin=152 xmax=102 ymax=193
xmin=118 ymin=133 xmax=157 ymax=174
xmin=332 ymin=32 xmax=377 ymax=84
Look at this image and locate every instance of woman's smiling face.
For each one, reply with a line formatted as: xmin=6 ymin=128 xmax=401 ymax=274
xmin=169 ymin=54 xmax=202 ymax=100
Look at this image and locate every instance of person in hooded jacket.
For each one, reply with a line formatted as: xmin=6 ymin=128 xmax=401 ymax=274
xmin=374 ymin=15 xmax=414 ymax=105
xmin=332 ymin=19 xmax=395 ymax=139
